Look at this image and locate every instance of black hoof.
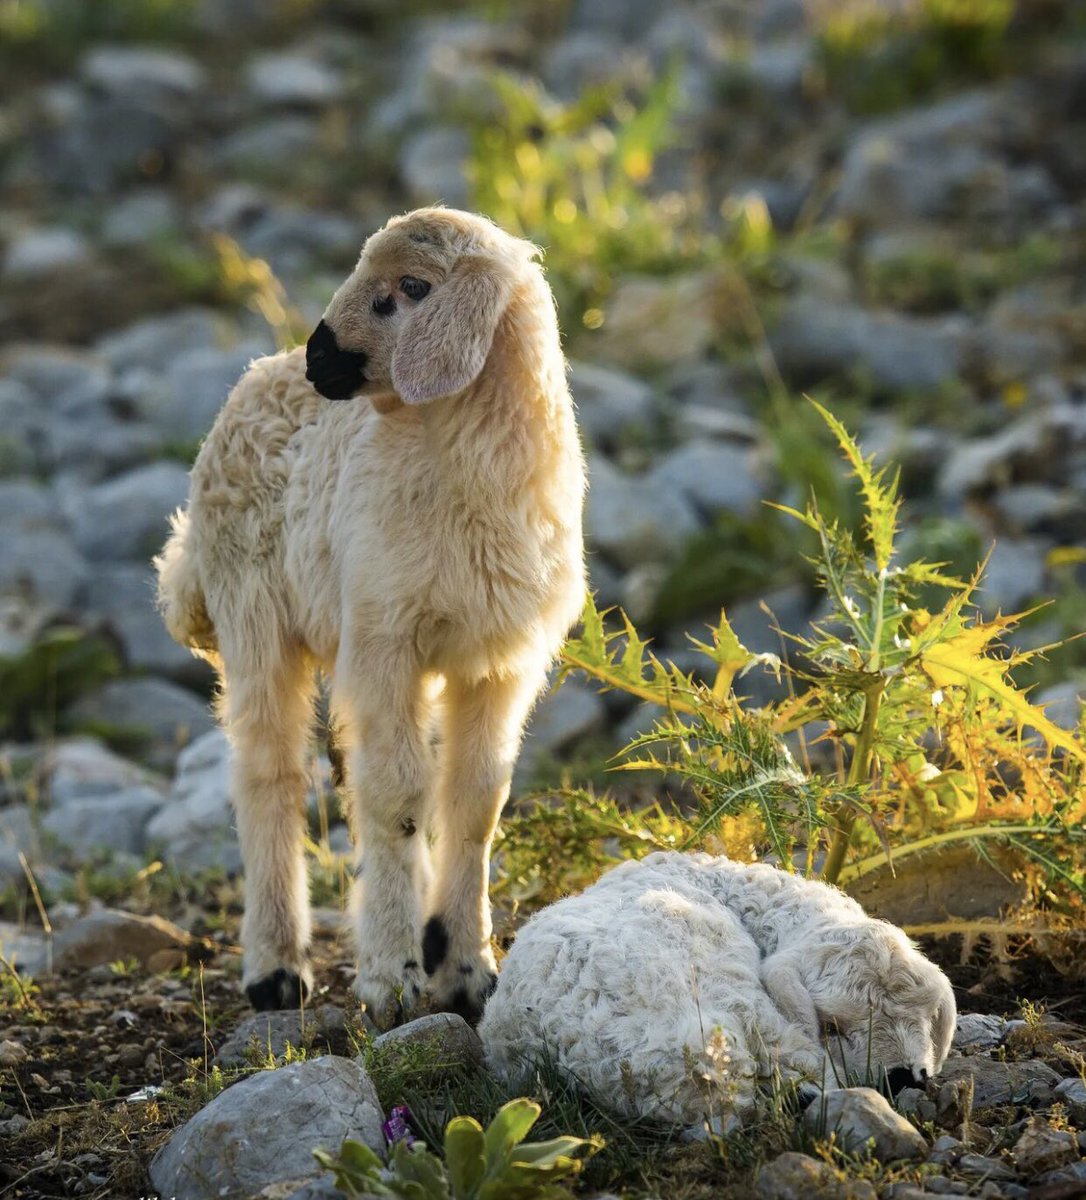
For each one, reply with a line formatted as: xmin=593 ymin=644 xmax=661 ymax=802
xmin=246 ymin=967 xmax=309 ymax=1011
xmin=445 ymin=971 xmax=498 ymax=1027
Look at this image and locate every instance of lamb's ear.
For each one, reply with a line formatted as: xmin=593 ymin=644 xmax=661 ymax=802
xmin=392 ymin=253 xmax=517 ymax=404
xmin=761 ymin=952 xmax=819 ymax=1040
xmin=930 ymin=971 xmax=957 ymax=1068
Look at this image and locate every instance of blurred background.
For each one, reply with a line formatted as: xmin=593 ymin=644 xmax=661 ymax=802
xmin=1 ymin=0 xmax=1084 ymax=885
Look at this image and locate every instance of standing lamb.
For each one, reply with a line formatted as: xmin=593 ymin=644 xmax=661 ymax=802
xmin=155 ymin=208 xmax=586 ymax=1026
xmin=479 ymin=852 xmax=956 ymax=1123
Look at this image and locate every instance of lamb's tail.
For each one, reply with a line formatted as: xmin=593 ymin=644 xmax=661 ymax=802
xmin=154 ymin=508 xmax=219 ymax=660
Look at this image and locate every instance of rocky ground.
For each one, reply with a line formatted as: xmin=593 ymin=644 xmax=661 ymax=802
xmin=1 ymin=0 xmax=1085 ymax=1196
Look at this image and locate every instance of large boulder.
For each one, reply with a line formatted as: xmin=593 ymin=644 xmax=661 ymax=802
xmin=149 ymin=1056 xmax=384 ymax=1200
xmin=805 ymin=1087 xmax=927 ymax=1161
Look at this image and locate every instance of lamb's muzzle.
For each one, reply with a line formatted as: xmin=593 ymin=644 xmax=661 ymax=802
xmin=305 ymin=318 xmax=367 ymax=400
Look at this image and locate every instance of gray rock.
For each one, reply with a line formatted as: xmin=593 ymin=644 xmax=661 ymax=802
xmin=520 ymin=680 xmax=606 ymax=765
xmin=399 ymin=127 xmax=471 ymax=208
xmin=44 ymin=737 xmax=162 ymax=806
xmin=568 ymin=361 xmax=657 ymax=451
xmin=992 ymin=483 xmax=1069 ymax=532
xmin=96 ymin=309 xmax=228 ymax=374
xmin=771 ymin=297 xmax=964 ymax=393
xmin=3 ymin=345 xmax=108 ymax=411
xmin=82 ymin=563 xmax=213 ymax=685
xmin=69 ymin=461 xmax=189 ymax=562
xmin=543 ymin=30 xmax=636 ymax=101
xmin=649 ymin=441 xmax=762 ymax=517
xmin=3 ymin=227 xmax=91 ymax=280
xmin=150 ymin=1056 xmax=384 ymax=1200
xmin=246 ymin=52 xmax=343 ymax=107
xmin=928 ymin=1134 xmax=964 ymax=1165
xmin=934 ymin=1056 xmax=1060 ymax=1110
xmin=102 ymin=189 xmax=181 ymax=247
xmin=66 ymin=677 xmax=213 ymax=768
xmin=805 ymin=1087 xmax=927 ymax=1161
xmin=585 ymin=453 xmax=700 ymax=569
xmin=213 ymin=115 xmax=318 ymax=175
xmin=1012 ymin=1117 xmax=1077 ymax=1176
xmin=0 ymin=921 xmax=47 ymax=974
xmin=215 ymin=1006 xmax=348 ymax=1068
xmin=81 ymin=45 xmax=205 ymax=102
xmin=0 ymin=523 xmax=89 ymax=608
xmin=43 ymin=784 xmax=166 ymax=857
xmin=154 ymin=344 xmax=261 ymax=441
xmin=1035 ymin=1160 xmax=1086 ymax=1189
xmin=371 ymin=1012 xmax=484 ymax=1075
xmin=836 ymin=91 xmax=1004 ymax=227
xmin=145 ymin=728 xmax=239 ymax=872
xmin=894 ymin=1087 xmax=935 ymax=1123
xmin=957 ymin=1152 xmax=1016 ymax=1181
xmin=754 ymin=1151 xmax=850 ymax=1199
xmin=749 ymin=38 xmax=811 ymax=100
xmin=52 ymin=908 xmax=193 ymax=970
xmin=1054 ymin=1076 xmax=1086 ymax=1121
xmin=952 ymin=1013 xmax=1009 ymax=1051
xmin=0 ymin=379 xmax=45 ymax=473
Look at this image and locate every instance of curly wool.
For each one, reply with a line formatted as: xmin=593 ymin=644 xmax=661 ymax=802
xmin=479 ymin=852 xmax=955 ymax=1124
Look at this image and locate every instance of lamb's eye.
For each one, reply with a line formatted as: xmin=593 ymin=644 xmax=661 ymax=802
xmin=372 ymin=294 xmax=396 ymax=317
xmin=400 ymin=276 xmax=431 ymax=302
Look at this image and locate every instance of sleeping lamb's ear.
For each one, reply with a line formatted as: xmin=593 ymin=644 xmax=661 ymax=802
xmin=930 ymin=972 xmax=957 ymax=1067
xmin=392 ymin=253 xmax=518 ymax=404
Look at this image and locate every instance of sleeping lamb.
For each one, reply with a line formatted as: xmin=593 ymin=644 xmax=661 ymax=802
xmin=479 ymin=852 xmax=955 ymax=1124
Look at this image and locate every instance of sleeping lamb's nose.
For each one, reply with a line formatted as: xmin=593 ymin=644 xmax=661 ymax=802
xmin=916 ymin=1067 xmax=930 ymax=1083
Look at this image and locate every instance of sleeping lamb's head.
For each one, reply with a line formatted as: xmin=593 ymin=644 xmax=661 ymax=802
xmin=809 ymin=922 xmax=956 ymax=1092
xmin=305 ymin=207 xmax=542 ymax=411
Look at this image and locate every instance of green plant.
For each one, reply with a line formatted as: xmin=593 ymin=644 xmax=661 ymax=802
xmin=0 ymin=624 xmax=121 ymax=741
xmin=314 ymin=1098 xmax=599 ymax=1199
xmin=814 ymin=0 xmax=1018 ymax=114
xmin=467 ymin=69 xmax=718 ymax=328
xmin=554 ymin=400 xmax=1086 ymax=916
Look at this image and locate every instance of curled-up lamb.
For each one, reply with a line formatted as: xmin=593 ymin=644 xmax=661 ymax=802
xmin=479 ymin=852 xmax=956 ymax=1124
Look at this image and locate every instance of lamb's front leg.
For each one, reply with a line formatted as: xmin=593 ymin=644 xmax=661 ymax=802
xmin=425 ymin=670 xmax=540 ymax=1024
xmin=341 ymin=654 xmax=434 ymax=1029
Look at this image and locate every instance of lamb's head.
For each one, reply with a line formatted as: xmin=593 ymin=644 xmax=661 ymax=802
xmin=809 ymin=922 xmax=956 ymax=1092
xmin=305 ymin=207 xmax=542 ymax=409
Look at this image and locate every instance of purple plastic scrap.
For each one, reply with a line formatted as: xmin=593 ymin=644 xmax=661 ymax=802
xmin=383 ymin=1104 xmax=418 ymax=1149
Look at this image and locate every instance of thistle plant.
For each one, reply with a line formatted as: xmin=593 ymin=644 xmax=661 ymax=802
xmin=547 ymin=401 xmax=1086 ymax=911
xmin=314 ymin=1098 xmax=599 ymax=1200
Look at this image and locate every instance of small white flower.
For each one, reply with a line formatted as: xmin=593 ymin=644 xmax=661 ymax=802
xmin=931 ymin=689 xmax=944 ymax=707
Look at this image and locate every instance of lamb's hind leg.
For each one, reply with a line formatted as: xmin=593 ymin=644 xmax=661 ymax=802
xmin=221 ymin=645 xmax=316 ymax=1009
xmin=339 ymin=646 xmax=434 ymax=1029
xmin=425 ymin=670 xmax=541 ymax=1024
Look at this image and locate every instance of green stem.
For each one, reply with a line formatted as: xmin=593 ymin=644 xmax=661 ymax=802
xmin=822 ymin=678 xmax=884 ymax=884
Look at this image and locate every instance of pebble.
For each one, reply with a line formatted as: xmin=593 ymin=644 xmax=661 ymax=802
xmin=1012 ymin=1116 xmax=1078 ymax=1176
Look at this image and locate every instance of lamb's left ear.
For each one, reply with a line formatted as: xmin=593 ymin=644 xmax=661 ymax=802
xmin=392 ymin=252 xmax=519 ymax=404
xmin=930 ymin=971 xmax=957 ymax=1066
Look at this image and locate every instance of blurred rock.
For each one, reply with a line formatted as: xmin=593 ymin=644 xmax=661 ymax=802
xmin=569 ymin=361 xmax=657 ymax=451
xmin=68 ymin=461 xmax=189 ymax=562
xmin=152 ymin=343 xmax=262 ymax=441
xmin=771 ymin=297 xmax=964 ymax=393
xmin=102 ymin=189 xmax=182 ymax=248
xmin=245 ymin=52 xmax=343 ymax=107
xmin=53 ymin=908 xmax=195 ymax=970
xmin=399 ymin=127 xmax=470 ymax=208
xmin=952 ymin=1014 xmax=1010 ymax=1051
xmin=42 ymin=785 xmax=165 ymax=857
xmin=519 ymin=680 xmax=606 ymax=775
xmin=3 ymin=228 xmax=92 ymax=280
xmin=585 ymin=454 xmax=700 ymax=568
xmin=976 ymin=538 xmax=1046 ymax=615
xmin=83 ymin=563 xmax=213 ymax=685
xmin=145 ymin=728 xmax=238 ymax=872
xmin=44 ymin=736 xmax=162 ymax=806
xmin=1034 ymin=681 xmax=1084 ymax=731
xmin=805 ymin=1087 xmax=927 ymax=1161
xmin=81 ymin=46 xmax=206 ymax=103
xmin=66 ymin=677 xmax=214 ymax=769
xmin=649 ymin=441 xmax=762 ymax=517
xmin=150 ymin=1056 xmax=385 ymax=1200
xmin=754 ymin=1151 xmax=866 ymax=1199
xmin=97 ymin=309 xmax=229 ymax=374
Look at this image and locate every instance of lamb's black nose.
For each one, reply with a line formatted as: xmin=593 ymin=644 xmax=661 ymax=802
xmin=305 ymin=320 xmax=368 ymax=401
xmin=884 ymin=1066 xmax=916 ymax=1096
